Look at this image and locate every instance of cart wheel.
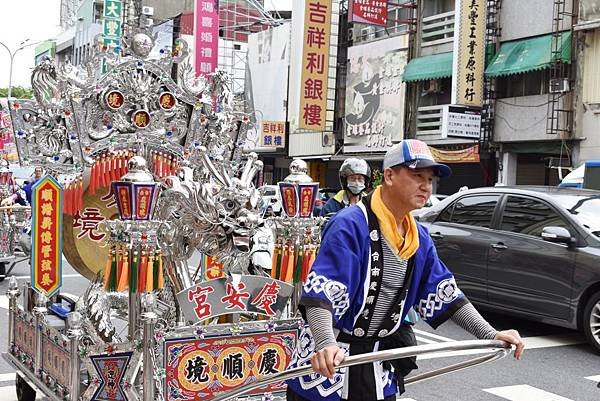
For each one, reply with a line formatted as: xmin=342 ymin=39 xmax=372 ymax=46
xmin=15 ymin=374 xmax=36 ymax=401
xmin=0 ymin=262 xmax=6 ymax=282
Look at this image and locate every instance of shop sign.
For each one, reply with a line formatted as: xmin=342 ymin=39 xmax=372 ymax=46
xmin=194 ymin=0 xmax=219 ymax=77
xmin=177 ymin=276 xmax=294 ymax=323
xmin=441 ymin=105 xmax=482 ymax=139
xmin=299 ymin=0 xmax=333 ymax=131
xmin=31 ymin=175 xmax=63 ymax=298
xmin=102 ymin=0 xmax=123 ymax=74
xmin=261 ymin=120 xmax=286 ymax=148
xmin=349 ymin=0 xmax=388 ymax=26
xmin=164 ymin=329 xmax=297 ymax=401
xmin=452 ymin=0 xmax=487 ymax=107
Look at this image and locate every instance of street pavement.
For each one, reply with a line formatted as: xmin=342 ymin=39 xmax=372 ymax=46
xmin=0 ymin=259 xmax=598 ymax=400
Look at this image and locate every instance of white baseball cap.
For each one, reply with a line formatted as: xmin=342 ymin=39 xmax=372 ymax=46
xmin=383 ymin=139 xmax=451 ymax=178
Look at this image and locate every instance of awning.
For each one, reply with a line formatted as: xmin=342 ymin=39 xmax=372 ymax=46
xmin=485 ymin=31 xmax=572 ymax=78
xmin=402 ymin=52 xmax=453 ymax=82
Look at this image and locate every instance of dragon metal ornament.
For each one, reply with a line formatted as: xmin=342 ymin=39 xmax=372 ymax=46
xmin=8 ymin=26 xmax=267 ymax=327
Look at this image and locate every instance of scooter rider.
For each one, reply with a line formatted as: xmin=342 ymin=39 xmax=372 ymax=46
xmin=320 ymin=158 xmax=371 ymax=221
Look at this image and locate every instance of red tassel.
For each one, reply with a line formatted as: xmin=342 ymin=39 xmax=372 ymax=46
xmin=109 ymin=153 xmax=116 ymax=183
xmin=64 ymin=182 xmax=70 ymax=216
xmin=89 ymin=161 xmax=96 ymax=195
xmin=78 ymin=177 xmax=83 ymax=212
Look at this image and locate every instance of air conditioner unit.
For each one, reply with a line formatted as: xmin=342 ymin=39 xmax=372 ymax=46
xmin=144 ymin=18 xmax=154 ymax=27
xmin=322 ymin=132 xmax=334 ymax=147
xmin=142 ymin=6 xmax=154 ymax=16
xmin=422 ymin=79 xmax=442 ymax=95
xmin=549 ymin=78 xmax=570 ymax=93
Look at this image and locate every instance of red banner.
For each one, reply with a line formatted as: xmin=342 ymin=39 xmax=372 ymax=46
xmin=349 ymin=0 xmax=388 ymax=27
xmin=164 ymin=330 xmax=297 ymax=400
xmin=31 ymin=176 xmax=63 ymax=297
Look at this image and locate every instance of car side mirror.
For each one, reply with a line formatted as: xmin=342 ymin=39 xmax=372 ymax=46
xmin=541 ymin=226 xmax=575 ymax=246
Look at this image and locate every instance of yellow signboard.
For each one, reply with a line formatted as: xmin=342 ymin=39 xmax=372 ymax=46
xmin=299 ymin=0 xmax=333 ymax=131
xmin=452 ymin=0 xmax=487 ymax=107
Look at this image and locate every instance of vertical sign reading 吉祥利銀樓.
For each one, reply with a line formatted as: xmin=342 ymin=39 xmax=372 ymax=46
xmin=194 ymin=0 xmax=219 ymax=77
xmin=102 ymin=0 xmax=123 ymax=73
xmin=299 ymin=0 xmax=333 ymax=131
xmin=451 ymin=0 xmax=487 ymax=107
xmin=31 ymin=175 xmax=63 ymax=298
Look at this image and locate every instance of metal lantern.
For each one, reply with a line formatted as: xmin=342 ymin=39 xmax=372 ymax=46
xmin=278 ymin=159 xmax=319 ymax=218
xmin=112 ymin=156 xmax=161 ymax=221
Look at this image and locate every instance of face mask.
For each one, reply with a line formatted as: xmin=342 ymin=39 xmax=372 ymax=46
xmin=347 ymin=182 xmax=365 ymax=195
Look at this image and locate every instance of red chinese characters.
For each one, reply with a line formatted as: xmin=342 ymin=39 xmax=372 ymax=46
xmin=221 ymin=282 xmax=250 ymax=310
xmin=105 ymin=90 xmax=125 ymax=110
xmin=31 ymin=177 xmax=62 ymax=297
xmin=188 ymin=285 xmax=215 ymax=320
xmin=299 ymin=1 xmax=332 ymax=131
xmin=261 ymin=120 xmax=285 ymax=148
xmin=73 ymin=207 xmax=106 ymax=241
xmin=251 ymin=281 xmax=281 ymax=316
xmin=159 ymin=92 xmax=177 ymax=110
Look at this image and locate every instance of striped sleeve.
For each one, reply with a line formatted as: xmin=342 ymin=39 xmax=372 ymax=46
xmin=450 ymin=303 xmax=497 ymax=340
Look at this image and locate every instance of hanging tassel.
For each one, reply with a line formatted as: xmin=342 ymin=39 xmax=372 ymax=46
xmin=77 ymin=176 xmax=83 ymax=213
xmin=129 ymin=250 xmax=139 ymax=294
xmin=146 ymin=250 xmax=155 ymax=293
xmin=116 ymin=247 xmax=123 ymax=287
xmin=103 ymin=246 xmax=113 ymax=289
xmin=278 ymin=244 xmax=289 ymax=282
xmin=151 ymin=150 xmax=158 ymax=176
xmin=108 ymin=247 xmax=118 ymax=291
xmin=89 ymin=162 xmax=96 ymax=195
xmin=284 ymin=246 xmax=295 ymax=283
xmin=117 ymin=247 xmax=130 ymax=292
xmin=138 ymin=249 xmax=148 ymax=293
xmin=301 ymin=245 xmax=311 ymax=283
xmin=63 ymin=181 xmax=71 ymax=216
xmin=271 ymin=242 xmax=280 ymax=279
xmin=109 ymin=152 xmax=117 ymax=183
xmin=157 ymin=152 xmax=164 ymax=178
xmin=156 ymin=250 xmax=164 ymax=290
xmin=308 ymin=246 xmax=317 ymax=272
xmin=294 ymin=247 xmax=304 ymax=284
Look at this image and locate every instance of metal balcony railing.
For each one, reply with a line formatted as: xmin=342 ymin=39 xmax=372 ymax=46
xmin=422 ymin=11 xmax=455 ymax=46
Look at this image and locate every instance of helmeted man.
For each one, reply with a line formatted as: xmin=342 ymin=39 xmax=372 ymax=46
xmin=320 ymin=158 xmax=371 ymax=221
xmin=286 ymin=139 xmax=524 ymax=401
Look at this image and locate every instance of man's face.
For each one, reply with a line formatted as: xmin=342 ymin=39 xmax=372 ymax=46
xmin=34 ymin=168 xmax=43 ymax=179
xmin=346 ymin=174 xmax=365 ymax=185
xmin=383 ymin=166 xmax=434 ymax=211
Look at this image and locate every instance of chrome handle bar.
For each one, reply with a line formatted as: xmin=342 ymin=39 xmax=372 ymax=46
xmin=210 ymin=340 xmax=511 ymax=401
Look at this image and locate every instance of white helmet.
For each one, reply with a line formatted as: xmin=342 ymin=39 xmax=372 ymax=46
xmin=339 ymin=158 xmax=371 ymax=189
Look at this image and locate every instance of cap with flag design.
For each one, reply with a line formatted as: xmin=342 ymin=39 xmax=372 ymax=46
xmin=383 ymin=139 xmax=452 ymax=178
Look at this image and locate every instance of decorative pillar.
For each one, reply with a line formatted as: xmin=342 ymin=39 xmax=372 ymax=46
xmin=66 ymin=312 xmax=83 ymax=401
xmin=141 ymin=293 xmax=157 ymax=401
xmin=33 ymin=293 xmax=48 ymax=377
xmin=7 ymin=276 xmax=20 ymax=350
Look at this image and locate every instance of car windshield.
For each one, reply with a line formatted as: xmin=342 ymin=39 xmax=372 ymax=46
xmin=261 ymin=188 xmax=276 ymax=196
xmin=554 ymin=194 xmax=600 ymax=238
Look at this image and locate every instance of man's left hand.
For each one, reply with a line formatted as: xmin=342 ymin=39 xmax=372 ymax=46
xmin=495 ymin=329 xmax=525 ymax=360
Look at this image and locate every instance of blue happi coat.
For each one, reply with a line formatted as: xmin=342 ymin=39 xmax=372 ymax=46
xmin=286 ymin=202 xmax=468 ymax=401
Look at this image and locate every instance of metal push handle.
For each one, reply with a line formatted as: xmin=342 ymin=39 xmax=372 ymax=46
xmin=210 ymin=340 xmax=511 ymax=401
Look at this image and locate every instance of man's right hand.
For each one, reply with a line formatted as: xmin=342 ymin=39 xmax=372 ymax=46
xmin=310 ymin=345 xmax=346 ymax=379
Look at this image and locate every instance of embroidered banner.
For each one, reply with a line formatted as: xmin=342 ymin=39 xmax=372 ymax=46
xmin=429 ymin=144 xmax=480 ymax=164
xmin=31 ymin=175 xmax=63 ymax=298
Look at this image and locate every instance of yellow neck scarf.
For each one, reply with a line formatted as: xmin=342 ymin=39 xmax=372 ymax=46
xmin=370 ymin=187 xmax=419 ymax=260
